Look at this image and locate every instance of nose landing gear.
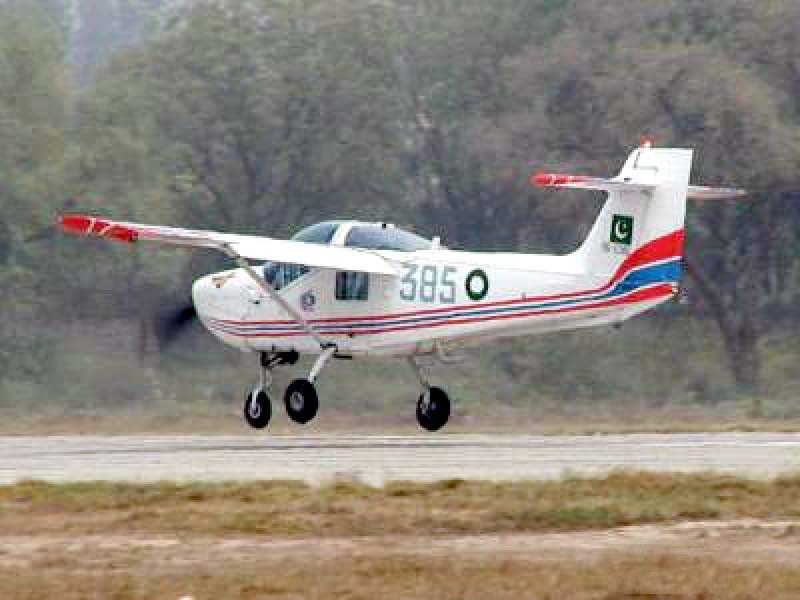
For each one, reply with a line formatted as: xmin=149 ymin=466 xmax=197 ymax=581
xmin=243 ymin=347 xmax=335 ymax=430
xmin=242 ymin=350 xmax=299 ymax=430
xmin=244 ymin=387 xmax=271 ymax=429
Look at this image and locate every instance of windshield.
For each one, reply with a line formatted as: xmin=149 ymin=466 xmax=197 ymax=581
xmin=291 ymin=221 xmax=341 ymax=244
xmin=345 ymin=225 xmax=431 ymax=252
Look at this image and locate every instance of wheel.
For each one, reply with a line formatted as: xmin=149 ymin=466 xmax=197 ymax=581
xmin=416 ymin=386 xmax=451 ymax=432
xmin=284 ymin=379 xmax=319 ymax=424
xmin=244 ymin=387 xmax=272 ymax=429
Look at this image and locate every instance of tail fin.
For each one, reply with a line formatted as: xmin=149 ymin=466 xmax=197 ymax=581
xmin=535 ymin=146 xmax=697 ymax=277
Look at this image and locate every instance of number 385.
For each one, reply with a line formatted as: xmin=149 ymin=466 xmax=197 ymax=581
xmin=400 ymin=265 xmax=457 ymax=304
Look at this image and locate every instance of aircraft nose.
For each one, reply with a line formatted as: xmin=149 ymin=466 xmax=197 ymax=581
xmin=191 ymin=275 xmax=214 ymax=317
xmin=192 ymin=270 xmax=249 ymax=320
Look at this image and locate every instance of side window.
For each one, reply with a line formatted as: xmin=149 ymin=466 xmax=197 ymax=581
xmin=263 ymin=263 xmax=310 ymax=291
xmin=335 ymin=272 xmax=369 ymax=301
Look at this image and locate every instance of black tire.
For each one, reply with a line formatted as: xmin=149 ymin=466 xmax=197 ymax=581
xmin=244 ymin=387 xmax=272 ymax=429
xmin=416 ymin=386 xmax=451 ymax=432
xmin=284 ymin=379 xmax=319 ymax=424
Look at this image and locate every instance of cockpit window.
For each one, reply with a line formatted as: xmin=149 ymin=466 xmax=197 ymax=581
xmin=345 ymin=225 xmax=431 ymax=252
xmin=291 ymin=221 xmax=341 ymax=245
xmin=263 ymin=263 xmax=310 ymax=291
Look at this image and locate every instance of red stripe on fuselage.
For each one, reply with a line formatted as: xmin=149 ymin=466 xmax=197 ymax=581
xmin=611 ymin=230 xmax=684 ymax=284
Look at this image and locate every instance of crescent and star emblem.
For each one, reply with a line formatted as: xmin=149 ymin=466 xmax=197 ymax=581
xmin=610 ymin=214 xmax=634 ymax=245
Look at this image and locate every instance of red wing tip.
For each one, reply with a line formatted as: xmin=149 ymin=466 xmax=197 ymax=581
xmin=59 ymin=214 xmax=90 ymax=233
xmin=58 ymin=214 xmax=138 ymax=243
xmin=531 ymin=173 xmax=591 ymax=188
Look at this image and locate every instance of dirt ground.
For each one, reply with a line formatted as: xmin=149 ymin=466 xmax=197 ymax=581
xmin=3 ymin=520 xmax=800 ymax=599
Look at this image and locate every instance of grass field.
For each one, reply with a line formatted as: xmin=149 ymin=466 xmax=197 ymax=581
xmin=3 ymin=471 xmax=800 ymax=537
xmin=3 ymin=472 xmax=800 ymax=598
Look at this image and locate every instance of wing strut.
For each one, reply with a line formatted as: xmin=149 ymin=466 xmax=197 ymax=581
xmin=220 ymin=243 xmax=335 ymax=351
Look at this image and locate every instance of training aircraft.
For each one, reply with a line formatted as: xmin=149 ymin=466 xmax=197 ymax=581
xmin=59 ymin=142 xmax=745 ymax=431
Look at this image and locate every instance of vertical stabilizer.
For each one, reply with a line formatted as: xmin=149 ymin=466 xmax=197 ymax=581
xmin=534 ymin=146 xmax=693 ymax=277
xmin=577 ymin=147 xmax=691 ymax=276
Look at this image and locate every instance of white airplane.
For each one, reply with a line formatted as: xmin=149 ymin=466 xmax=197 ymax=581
xmin=60 ymin=143 xmax=745 ymax=431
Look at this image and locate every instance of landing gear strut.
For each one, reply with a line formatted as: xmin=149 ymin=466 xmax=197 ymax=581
xmin=409 ymin=357 xmax=451 ymax=431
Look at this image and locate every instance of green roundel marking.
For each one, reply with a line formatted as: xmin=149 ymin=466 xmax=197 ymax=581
xmin=465 ymin=269 xmax=489 ymax=301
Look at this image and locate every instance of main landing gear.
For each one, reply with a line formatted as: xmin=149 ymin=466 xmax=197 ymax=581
xmin=243 ymin=347 xmax=336 ymax=429
xmin=409 ymin=357 xmax=451 ymax=432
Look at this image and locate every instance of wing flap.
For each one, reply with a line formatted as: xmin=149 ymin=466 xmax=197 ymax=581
xmin=59 ymin=214 xmax=399 ymax=276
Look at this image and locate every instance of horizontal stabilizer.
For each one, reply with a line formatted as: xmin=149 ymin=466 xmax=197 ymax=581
xmin=532 ymin=174 xmax=747 ymax=199
xmin=687 ymin=185 xmax=748 ymax=200
xmin=531 ymin=173 xmax=654 ymax=193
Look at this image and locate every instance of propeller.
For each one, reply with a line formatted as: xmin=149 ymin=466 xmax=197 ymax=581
xmin=155 ymin=302 xmax=198 ymax=348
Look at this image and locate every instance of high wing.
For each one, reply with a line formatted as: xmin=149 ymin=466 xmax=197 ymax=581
xmin=59 ymin=214 xmax=398 ymax=276
xmin=531 ymin=173 xmax=747 ymax=199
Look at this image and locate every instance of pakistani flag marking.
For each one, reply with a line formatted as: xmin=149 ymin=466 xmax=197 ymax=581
xmin=610 ymin=214 xmax=634 ymax=245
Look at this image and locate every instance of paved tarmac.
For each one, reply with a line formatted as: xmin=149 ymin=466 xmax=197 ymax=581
xmin=2 ymin=433 xmax=799 ymax=485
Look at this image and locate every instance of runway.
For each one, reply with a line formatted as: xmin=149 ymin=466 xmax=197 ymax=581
xmin=2 ymin=433 xmax=800 ymax=485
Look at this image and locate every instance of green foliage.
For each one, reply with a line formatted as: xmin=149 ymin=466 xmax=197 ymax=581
xmin=0 ymin=2 xmax=71 ymax=379
xmin=2 ymin=0 xmax=800 ymax=414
